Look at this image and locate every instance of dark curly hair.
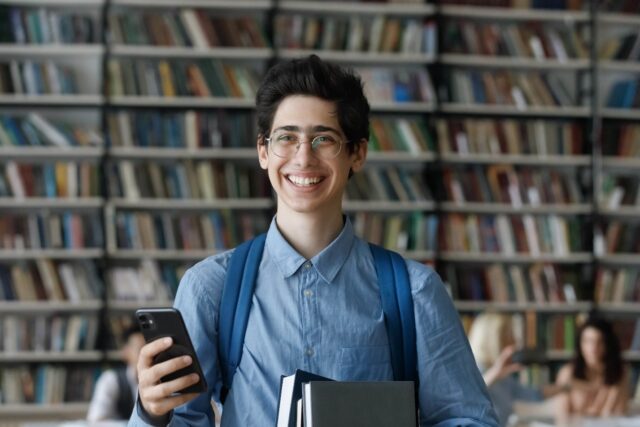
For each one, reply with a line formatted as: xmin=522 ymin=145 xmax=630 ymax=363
xmin=255 ymin=55 xmax=370 ymax=154
xmin=572 ymin=317 xmax=624 ymax=385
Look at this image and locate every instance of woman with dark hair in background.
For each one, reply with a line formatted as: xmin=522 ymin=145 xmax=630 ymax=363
xmin=555 ymin=316 xmax=630 ymax=424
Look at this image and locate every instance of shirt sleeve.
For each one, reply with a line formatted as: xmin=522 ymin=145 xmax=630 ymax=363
xmin=409 ymin=264 xmax=499 ymax=427
xmin=128 ymin=257 xmax=227 ymax=427
xmin=87 ymin=370 xmax=119 ymax=422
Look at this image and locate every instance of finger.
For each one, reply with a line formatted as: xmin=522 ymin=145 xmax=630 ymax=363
xmin=139 ymin=337 xmax=173 ymax=369
xmin=140 ymin=355 xmax=194 ymax=388
xmin=145 ymin=373 xmax=202 ymax=402
xmin=143 ymin=392 xmax=200 ymax=417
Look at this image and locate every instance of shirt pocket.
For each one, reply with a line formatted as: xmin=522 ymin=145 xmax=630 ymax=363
xmin=338 ymin=345 xmax=393 ymax=380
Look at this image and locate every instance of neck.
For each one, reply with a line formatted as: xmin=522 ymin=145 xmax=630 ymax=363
xmin=275 ymin=210 xmax=344 ymax=259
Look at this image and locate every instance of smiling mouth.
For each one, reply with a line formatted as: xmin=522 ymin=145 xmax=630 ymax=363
xmin=286 ymin=175 xmax=324 ymax=186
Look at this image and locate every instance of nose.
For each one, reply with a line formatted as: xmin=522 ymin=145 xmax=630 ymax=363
xmin=292 ymin=138 xmax=317 ymax=165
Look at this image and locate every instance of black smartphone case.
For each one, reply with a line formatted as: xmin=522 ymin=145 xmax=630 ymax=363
xmin=136 ymin=308 xmax=207 ymax=394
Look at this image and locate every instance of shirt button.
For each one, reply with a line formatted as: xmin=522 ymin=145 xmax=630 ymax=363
xmin=303 ymin=289 xmax=313 ymax=297
xmin=306 ymin=347 xmax=314 ymax=357
xmin=304 ymin=262 xmax=312 ymax=269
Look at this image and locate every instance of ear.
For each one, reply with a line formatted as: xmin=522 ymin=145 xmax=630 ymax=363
xmin=257 ymin=136 xmax=268 ymax=170
xmin=349 ymin=138 xmax=368 ymax=173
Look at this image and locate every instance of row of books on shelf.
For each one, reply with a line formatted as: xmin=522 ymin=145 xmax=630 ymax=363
xmin=442 ymin=20 xmax=587 ymax=60
xmin=0 ymin=365 xmax=99 ymax=404
xmin=607 ymin=79 xmax=640 ymax=109
xmin=114 ymin=210 xmax=269 ymax=251
xmin=369 ymin=117 xmax=434 ymax=153
xmin=0 ymin=6 xmax=96 ymax=45
xmin=109 ymin=10 xmax=267 ymax=49
xmin=438 ymin=0 xmax=584 ymax=9
xmin=108 ymin=59 xmax=261 ymax=99
xmin=346 ymin=168 xmax=432 ymax=202
xmin=595 ymin=267 xmax=640 ymax=303
xmin=0 ymin=114 xmax=102 ymax=148
xmin=0 ymin=261 xmax=102 ymax=302
xmin=446 ymin=70 xmax=576 ymax=107
xmin=596 ymin=222 xmax=640 ymax=254
xmin=1 ymin=161 xmax=100 ymax=198
xmin=0 ymin=213 xmax=103 ymax=250
xmin=600 ymin=0 xmax=640 ymax=13
xmin=107 ymin=110 xmax=253 ymax=149
xmin=351 ymin=212 xmax=437 ymax=252
xmin=436 ymin=119 xmax=584 ymax=156
xmin=0 ymin=61 xmax=78 ymax=96
xmin=441 ymin=213 xmax=583 ymax=255
xmin=357 ymin=67 xmax=435 ymax=103
xmin=1 ymin=314 xmax=99 ymax=353
xmin=601 ymin=175 xmax=640 ymax=209
xmin=600 ymin=31 xmax=640 ymax=61
xmin=274 ymin=15 xmax=436 ymax=55
xmin=442 ymin=166 xmax=584 ymax=205
xmin=603 ymin=124 xmax=640 ymax=157
xmin=109 ymin=160 xmax=271 ymax=200
xmin=447 ymin=263 xmax=579 ymax=303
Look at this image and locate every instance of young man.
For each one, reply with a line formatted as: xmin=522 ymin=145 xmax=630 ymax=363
xmin=88 ymin=324 xmax=145 ymax=421
xmin=129 ymin=55 xmax=498 ymax=426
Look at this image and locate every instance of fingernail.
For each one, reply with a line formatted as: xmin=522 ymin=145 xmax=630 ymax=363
xmin=164 ymin=337 xmax=172 ymax=345
xmin=191 ymin=374 xmax=199 ymax=382
xmin=183 ymin=356 xmax=192 ymax=364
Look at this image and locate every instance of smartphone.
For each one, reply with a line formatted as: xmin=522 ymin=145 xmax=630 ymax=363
xmin=511 ymin=348 xmax=547 ymax=365
xmin=135 ymin=307 xmax=207 ymax=394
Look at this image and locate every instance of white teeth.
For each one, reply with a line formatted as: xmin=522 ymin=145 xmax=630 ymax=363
xmin=288 ymin=175 xmax=321 ymax=186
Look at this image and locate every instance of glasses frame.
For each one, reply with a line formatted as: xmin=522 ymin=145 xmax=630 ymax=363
xmin=265 ymin=132 xmax=348 ymax=160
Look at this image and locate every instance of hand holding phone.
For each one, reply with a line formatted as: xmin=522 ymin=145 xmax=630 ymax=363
xmin=136 ymin=307 xmax=207 ymax=396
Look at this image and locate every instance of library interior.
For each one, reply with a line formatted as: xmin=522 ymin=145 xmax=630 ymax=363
xmin=0 ymin=0 xmax=639 ymax=426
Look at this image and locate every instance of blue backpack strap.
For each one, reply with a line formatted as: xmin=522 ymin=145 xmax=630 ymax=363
xmin=369 ymin=243 xmax=417 ymax=383
xmin=219 ymin=233 xmax=267 ymax=402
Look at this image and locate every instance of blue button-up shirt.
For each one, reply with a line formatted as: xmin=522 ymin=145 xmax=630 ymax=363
xmin=129 ymin=218 xmax=498 ymax=427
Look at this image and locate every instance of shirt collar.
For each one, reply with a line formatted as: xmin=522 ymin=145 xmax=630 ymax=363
xmin=265 ymin=216 xmax=355 ymax=284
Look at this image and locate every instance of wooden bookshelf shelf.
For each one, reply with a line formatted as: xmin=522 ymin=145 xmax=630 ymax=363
xmin=369 ymin=101 xmax=436 ymax=113
xmin=440 ymin=54 xmax=590 ymax=70
xmin=602 ymin=156 xmax=640 ymax=170
xmin=596 ymin=254 xmax=640 ymax=265
xmin=0 ymin=249 xmax=104 ymax=260
xmin=109 ymin=96 xmax=255 ymax=108
xmin=596 ymin=303 xmax=640 ymax=314
xmin=279 ymin=49 xmax=436 ymax=65
xmin=0 ymin=300 xmax=103 ymax=313
xmin=366 ymin=152 xmax=436 ymax=163
xmin=110 ymin=198 xmax=274 ymax=211
xmin=0 ymin=95 xmax=104 ymax=106
xmin=0 ymin=147 xmax=105 ymax=161
xmin=0 ymin=198 xmax=103 ymax=211
xmin=111 ymin=0 xmax=272 ymax=9
xmin=0 ymin=403 xmax=90 ymax=417
xmin=440 ymin=103 xmax=591 ymax=117
xmin=0 ymin=44 xmax=104 ymax=57
xmin=601 ymin=108 xmax=640 ymax=120
xmin=400 ymin=250 xmax=435 ymax=261
xmin=108 ymin=147 xmax=256 ymax=160
xmin=278 ymin=1 xmax=435 ymax=15
xmin=440 ymin=5 xmax=589 ymax=22
xmin=440 ymin=202 xmax=592 ymax=215
xmin=455 ymin=301 xmax=593 ymax=313
xmin=599 ymin=60 xmax=640 ymax=73
xmin=598 ymin=12 xmax=640 ymax=26
xmin=110 ymin=45 xmax=274 ymax=59
xmin=343 ymin=200 xmax=436 ymax=213
xmin=440 ymin=153 xmax=591 ymax=167
xmin=0 ymin=351 xmax=103 ymax=362
xmin=1 ymin=0 xmax=102 ymax=5
xmin=107 ymin=249 xmax=218 ymax=260
xmin=598 ymin=206 xmax=640 ymax=218
xmin=107 ymin=300 xmax=172 ymax=311
xmin=440 ymin=252 xmax=593 ymax=264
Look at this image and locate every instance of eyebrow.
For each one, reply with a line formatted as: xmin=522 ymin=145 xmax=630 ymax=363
xmin=272 ymin=125 xmax=342 ymax=135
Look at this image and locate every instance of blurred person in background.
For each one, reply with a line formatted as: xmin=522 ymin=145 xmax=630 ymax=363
xmin=555 ymin=316 xmax=630 ymax=425
xmin=469 ymin=312 xmax=592 ymax=427
xmin=87 ymin=323 xmax=145 ymax=421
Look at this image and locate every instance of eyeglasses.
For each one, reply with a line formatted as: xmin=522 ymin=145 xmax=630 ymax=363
xmin=265 ymin=130 xmax=346 ymax=160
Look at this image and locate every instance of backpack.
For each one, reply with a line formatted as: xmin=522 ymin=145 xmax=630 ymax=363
xmin=218 ymin=233 xmax=417 ymax=402
xmin=115 ymin=367 xmax=134 ymax=420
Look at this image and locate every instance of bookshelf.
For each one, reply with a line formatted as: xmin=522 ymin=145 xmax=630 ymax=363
xmin=2 ymin=0 xmax=640 ymax=421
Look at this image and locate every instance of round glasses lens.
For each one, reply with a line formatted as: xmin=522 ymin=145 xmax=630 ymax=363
xmin=269 ymin=132 xmax=343 ymax=159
